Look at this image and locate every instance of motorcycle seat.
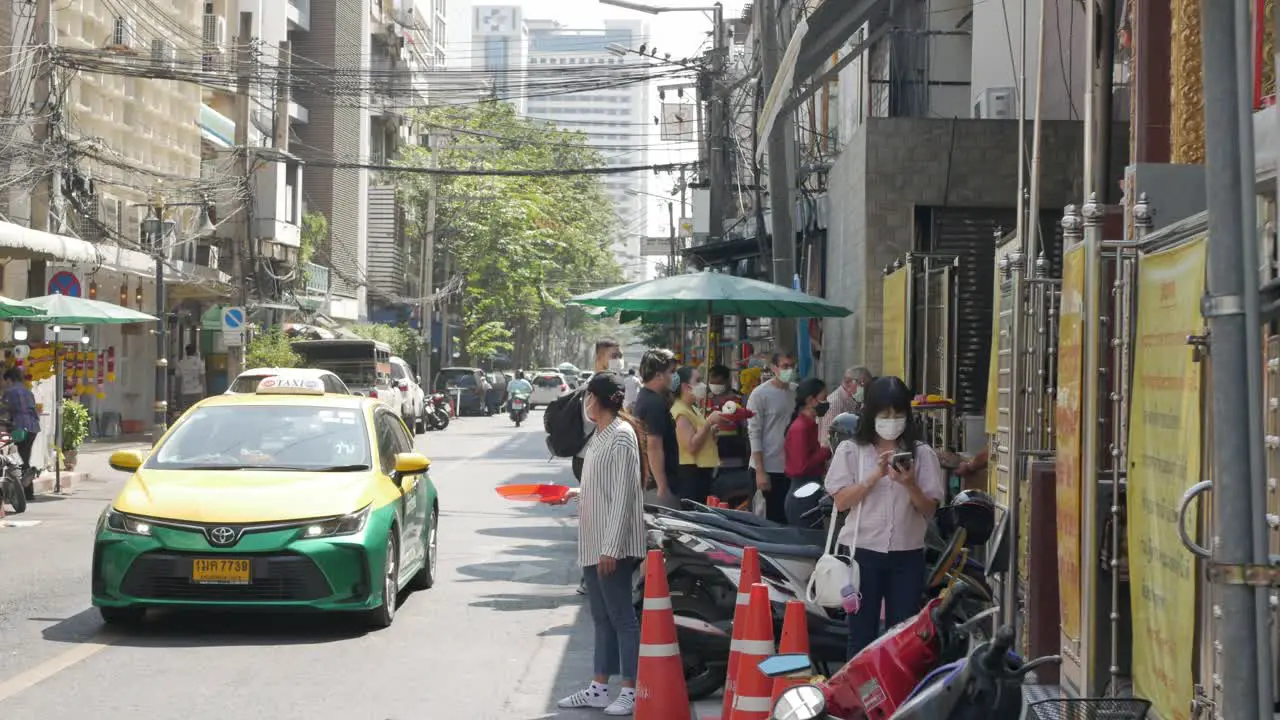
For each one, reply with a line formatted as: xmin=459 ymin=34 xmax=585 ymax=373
xmin=693 ymin=525 xmax=825 ymax=560
xmin=687 ymin=511 xmax=820 ymax=546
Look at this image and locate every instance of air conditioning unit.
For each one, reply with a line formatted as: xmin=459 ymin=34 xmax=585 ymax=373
xmin=202 ymin=14 xmax=226 ymax=51
xmin=109 ymin=16 xmax=137 ymax=50
xmin=151 ymin=38 xmax=176 ymax=68
xmin=973 ymin=86 xmax=1015 ymax=119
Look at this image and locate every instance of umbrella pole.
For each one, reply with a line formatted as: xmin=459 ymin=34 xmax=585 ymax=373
xmin=54 ymin=342 xmax=61 ymax=494
xmin=704 ymin=304 xmax=713 ymax=411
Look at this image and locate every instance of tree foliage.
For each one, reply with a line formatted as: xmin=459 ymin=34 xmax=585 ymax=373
xmin=346 ymin=323 xmax=424 ymax=364
xmin=396 ymin=101 xmax=623 ymax=367
xmin=299 ymin=211 xmax=327 ymax=267
xmin=245 ymin=328 xmax=301 ymax=369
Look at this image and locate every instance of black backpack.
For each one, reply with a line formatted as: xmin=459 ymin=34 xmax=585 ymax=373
xmin=544 ymin=386 xmax=591 ymax=457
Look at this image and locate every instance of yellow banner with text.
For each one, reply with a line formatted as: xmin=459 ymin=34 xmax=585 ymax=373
xmin=881 ymin=267 xmax=909 ymax=381
xmin=1054 ymin=244 xmax=1085 ymax=646
xmin=1127 ymin=236 xmax=1205 ymax=720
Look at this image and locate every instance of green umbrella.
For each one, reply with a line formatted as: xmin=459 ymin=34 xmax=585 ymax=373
xmin=0 ymin=295 xmax=43 ymax=319
xmin=24 ymin=293 xmax=158 ymax=324
xmin=569 ymin=269 xmax=851 ymax=318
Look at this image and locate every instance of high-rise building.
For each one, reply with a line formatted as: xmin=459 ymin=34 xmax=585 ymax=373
xmin=470 ymin=5 xmax=529 ymax=115
xmin=512 ymin=17 xmax=652 ymax=281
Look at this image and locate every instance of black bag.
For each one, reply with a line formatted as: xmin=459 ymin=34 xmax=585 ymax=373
xmin=544 ymin=386 xmax=591 ymax=458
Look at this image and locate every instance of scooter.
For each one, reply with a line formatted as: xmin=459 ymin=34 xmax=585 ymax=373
xmin=508 ymin=392 xmax=530 ymax=427
xmin=0 ymin=431 xmax=30 ymax=514
xmin=425 ymin=393 xmax=451 ymax=431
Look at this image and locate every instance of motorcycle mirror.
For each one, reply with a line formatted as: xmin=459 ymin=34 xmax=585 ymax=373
xmin=773 ymin=684 xmax=826 ymax=720
xmin=792 ymin=482 xmax=823 ymax=499
xmin=758 ymin=653 xmax=812 ymax=678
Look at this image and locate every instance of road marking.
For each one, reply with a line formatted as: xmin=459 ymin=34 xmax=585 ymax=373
xmin=0 ymin=520 xmax=42 ymax=528
xmin=0 ymin=633 xmax=115 ymax=702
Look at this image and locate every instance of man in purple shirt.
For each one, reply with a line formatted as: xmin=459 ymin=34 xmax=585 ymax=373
xmin=2 ymin=367 xmax=40 ymax=478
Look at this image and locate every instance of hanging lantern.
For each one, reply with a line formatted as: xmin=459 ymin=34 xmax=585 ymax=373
xmin=135 ymin=286 xmax=143 ymax=308
xmin=88 ymin=279 xmax=97 ymax=299
xmin=106 ymin=346 xmax=116 ymax=382
xmin=119 ymin=281 xmax=128 ymax=306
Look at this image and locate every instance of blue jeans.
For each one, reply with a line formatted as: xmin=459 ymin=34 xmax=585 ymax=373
xmin=583 ymin=557 xmax=642 ymax=681
xmin=845 ymin=547 xmax=926 ymax=659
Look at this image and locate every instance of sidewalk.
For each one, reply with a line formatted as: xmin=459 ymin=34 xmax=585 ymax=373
xmin=32 ymin=437 xmax=150 ymax=495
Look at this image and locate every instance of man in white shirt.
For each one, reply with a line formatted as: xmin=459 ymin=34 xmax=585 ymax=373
xmin=175 ymin=344 xmax=205 ymax=414
xmin=622 ymin=367 xmax=640 ymax=413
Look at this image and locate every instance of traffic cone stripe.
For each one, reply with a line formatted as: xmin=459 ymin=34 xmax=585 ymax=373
xmin=733 ymin=695 xmax=773 ymax=712
xmin=642 ymin=596 xmax=672 ymax=610
xmin=638 ymin=642 xmax=681 ymax=657
xmin=731 ymin=638 xmax=775 ymax=655
xmin=737 ymin=592 xmax=750 ymax=604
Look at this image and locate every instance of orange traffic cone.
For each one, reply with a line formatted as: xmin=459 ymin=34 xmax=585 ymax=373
xmin=634 ymin=549 xmax=691 ymax=720
xmin=770 ymin=600 xmax=811 ymax=703
xmin=721 ymin=546 xmax=762 ymax=720
xmin=729 ymin=583 xmax=777 ymax=720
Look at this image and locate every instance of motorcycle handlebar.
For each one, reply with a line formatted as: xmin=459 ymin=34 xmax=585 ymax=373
xmin=980 ymin=625 xmax=1017 ymax=673
xmin=800 ymin=494 xmax=834 ymax=521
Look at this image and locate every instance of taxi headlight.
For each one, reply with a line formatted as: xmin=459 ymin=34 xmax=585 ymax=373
xmin=303 ymin=505 xmax=371 ymax=538
xmin=104 ymin=509 xmax=152 ymax=536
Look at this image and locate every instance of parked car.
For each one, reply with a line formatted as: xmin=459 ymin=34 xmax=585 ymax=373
xmin=389 ymin=356 xmax=426 ymax=434
xmin=434 ymin=366 xmax=487 ymax=416
xmin=226 ymin=368 xmax=351 ymax=396
xmin=530 ymin=372 xmax=569 ymax=408
xmin=292 ymin=339 xmax=401 ymax=416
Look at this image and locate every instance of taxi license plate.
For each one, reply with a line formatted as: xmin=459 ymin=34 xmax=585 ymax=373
xmin=192 ymin=558 xmax=251 ymax=585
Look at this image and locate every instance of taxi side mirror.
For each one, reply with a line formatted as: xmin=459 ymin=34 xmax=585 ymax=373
xmin=393 ymin=452 xmax=430 ymax=476
xmin=108 ymin=449 xmax=146 ymax=473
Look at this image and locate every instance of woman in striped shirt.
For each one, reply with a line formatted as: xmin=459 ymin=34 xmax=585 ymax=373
xmin=558 ymin=372 xmax=647 ymax=715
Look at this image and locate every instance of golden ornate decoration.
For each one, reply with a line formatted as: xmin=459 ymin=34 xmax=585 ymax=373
xmin=1170 ymin=0 xmax=1205 ymax=164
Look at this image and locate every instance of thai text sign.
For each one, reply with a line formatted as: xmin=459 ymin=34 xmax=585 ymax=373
xmin=881 ymin=267 xmax=909 ymax=380
xmin=1127 ymin=236 xmax=1204 ymax=720
xmin=1055 ymin=244 xmax=1085 ymax=646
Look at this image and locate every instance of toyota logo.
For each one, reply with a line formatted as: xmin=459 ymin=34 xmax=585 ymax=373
xmin=208 ymin=526 xmax=238 ymax=546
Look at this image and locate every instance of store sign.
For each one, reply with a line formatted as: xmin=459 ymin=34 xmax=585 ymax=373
xmin=1054 ymin=244 xmax=1085 ymax=648
xmin=880 ymin=267 xmax=908 ymax=380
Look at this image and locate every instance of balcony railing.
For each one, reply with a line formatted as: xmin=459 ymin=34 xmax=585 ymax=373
xmin=303 ymin=262 xmax=330 ymax=295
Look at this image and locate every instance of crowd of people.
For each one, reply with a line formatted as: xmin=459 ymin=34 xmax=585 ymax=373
xmin=549 ymin=340 xmax=958 ymax=714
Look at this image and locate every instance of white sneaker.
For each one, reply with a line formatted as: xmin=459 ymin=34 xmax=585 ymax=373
xmin=557 ymin=684 xmax=611 ymax=709
xmin=604 ymin=690 xmax=635 ymax=716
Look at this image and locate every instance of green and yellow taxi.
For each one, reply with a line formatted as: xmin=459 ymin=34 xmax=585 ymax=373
xmin=92 ymin=375 xmax=438 ymax=628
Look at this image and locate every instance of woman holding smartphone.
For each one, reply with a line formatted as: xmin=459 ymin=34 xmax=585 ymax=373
xmin=823 ymin=376 xmax=946 ymax=659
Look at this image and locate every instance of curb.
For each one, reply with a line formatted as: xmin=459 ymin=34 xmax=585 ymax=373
xmin=33 ymin=470 xmax=87 ymax=494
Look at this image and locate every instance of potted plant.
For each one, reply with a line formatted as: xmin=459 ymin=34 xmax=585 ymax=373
xmin=61 ymin=400 xmax=90 ymax=471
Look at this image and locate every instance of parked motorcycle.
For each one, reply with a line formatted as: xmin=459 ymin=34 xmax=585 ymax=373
xmin=509 ymin=392 xmax=530 ymax=427
xmin=425 ymin=393 xmax=451 ymax=431
xmin=636 ymin=487 xmax=997 ymax=699
xmin=0 ymin=431 xmax=30 ymax=514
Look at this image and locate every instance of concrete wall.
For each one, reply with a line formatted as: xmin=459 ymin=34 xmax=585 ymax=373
xmin=821 ymin=117 xmax=1106 ymax=380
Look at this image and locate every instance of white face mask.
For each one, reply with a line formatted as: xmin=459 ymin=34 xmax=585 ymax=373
xmin=692 ymin=382 xmax=708 ymax=400
xmin=875 ymin=416 xmax=907 ymax=441
xmin=709 ymin=383 xmax=727 ymax=395
xmin=608 ymin=358 xmax=625 ymax=372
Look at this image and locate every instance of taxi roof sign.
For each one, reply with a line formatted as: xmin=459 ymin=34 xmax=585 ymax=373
xmin=256 ymin=376 xmax=326 ymax=395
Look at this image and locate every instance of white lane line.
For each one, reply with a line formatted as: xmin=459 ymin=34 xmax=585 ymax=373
xmin=0 ymin=633 xmax=116 ymax=703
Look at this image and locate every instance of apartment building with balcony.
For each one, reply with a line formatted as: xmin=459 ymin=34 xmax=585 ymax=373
xmin=287 ymin=0 xmax=370 ymax=320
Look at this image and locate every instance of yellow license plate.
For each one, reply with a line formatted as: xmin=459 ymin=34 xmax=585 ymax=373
xmin=191 ymin=558 xmax=251 ymax=584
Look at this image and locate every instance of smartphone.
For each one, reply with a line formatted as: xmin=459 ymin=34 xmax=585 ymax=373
xmin=890 ymin=451 xmax=914 ymax=470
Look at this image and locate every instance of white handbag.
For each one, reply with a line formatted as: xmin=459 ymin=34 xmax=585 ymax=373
xmin=806 ymin=499 xmax=860 ymax=608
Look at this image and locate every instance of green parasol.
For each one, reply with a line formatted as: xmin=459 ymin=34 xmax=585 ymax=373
xmin=569 ymin=269 xmax=851 ymax=318
xmin=24 ymin=293 xmax=158 ymax=324
xmin=0 ymin=295 xmax=43 ymax=319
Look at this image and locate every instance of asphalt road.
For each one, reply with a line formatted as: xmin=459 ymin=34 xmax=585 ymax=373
xmin=0 ymin=413 xmax=614 ymax=720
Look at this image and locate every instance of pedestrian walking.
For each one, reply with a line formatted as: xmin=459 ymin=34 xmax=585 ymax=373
xmin=746 ymin=352 xmax=798 ymax=522
xmin=1 ymin=367 xmax=39 ymax=500
xmin=784 ymin=377 xmax=832 ymax=524
xmin=556 ymin=372 xmax=647 ymax=715
xmin=622 ymin=367 xmax=640 ymax=414
xmin=823 ymin=376 xmax=946 ymax=659
xmin=175 ymin=345 xmax=205 ymax=415
xmin=818 ymin=366 xmax=873 ymax=447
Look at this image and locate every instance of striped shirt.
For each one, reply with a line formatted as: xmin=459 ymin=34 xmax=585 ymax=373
xmin=578 ymin=417 xmax=647 ymax=567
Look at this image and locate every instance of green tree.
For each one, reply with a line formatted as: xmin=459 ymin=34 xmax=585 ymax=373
xmin=396 ymin=101 xmax=623 ymax=367
xmin=299 ymin=211 xmax=327 ymax=267
xmin=346 ymin=323 xmax=424 ymax=364
xmin=245 ymin=328 xmax=301 ymax=369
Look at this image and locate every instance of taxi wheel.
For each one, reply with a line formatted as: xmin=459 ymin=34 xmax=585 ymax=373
xmin=99 ymin=606 xmax=145 ymax=626
xmin=367 ymin=532 xmax=399 ymax=629
xmin=408 ymin=507 xmax=438 ymax=590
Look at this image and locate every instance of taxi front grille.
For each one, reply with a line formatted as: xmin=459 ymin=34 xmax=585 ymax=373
xmin=121 ymin=551 xmax=331 ymax=602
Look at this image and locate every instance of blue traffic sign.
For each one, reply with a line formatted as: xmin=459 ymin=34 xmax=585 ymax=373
xmin=47 ymin=271 xmax=81 ymax=297
xmin=221 ymin=306 xmax=245 ymax=331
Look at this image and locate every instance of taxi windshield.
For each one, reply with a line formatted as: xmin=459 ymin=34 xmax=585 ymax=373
xmin=147 ymin=405 xmax=371 ymax=471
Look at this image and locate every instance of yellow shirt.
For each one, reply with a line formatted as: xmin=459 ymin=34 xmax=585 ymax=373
xmin=671 ymin=399 xmax=721 ymax=469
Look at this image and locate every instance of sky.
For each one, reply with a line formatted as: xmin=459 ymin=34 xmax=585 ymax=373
xmin=444 ymin=0 xmax=747 ymax=272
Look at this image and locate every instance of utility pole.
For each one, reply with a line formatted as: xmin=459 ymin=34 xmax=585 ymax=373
xmin=419 ymin=140 xmax=437 ymax=385
xmin=228 ymin=12 xmax=254 ymax=378
xmin=1198 ymin=1 xmax=1270 ymax=717
xmin=667 ymin=200 xmax=677 ymax=276
xmin=24 ymin=0 xmax=56 ymax=309
xmin=147 ymin=196 xmax=168 ymax=438
xmin=760 ymin=0 xmax=798 ymax=352
xmin=706 ymin=2 xmax=727 ymax=245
